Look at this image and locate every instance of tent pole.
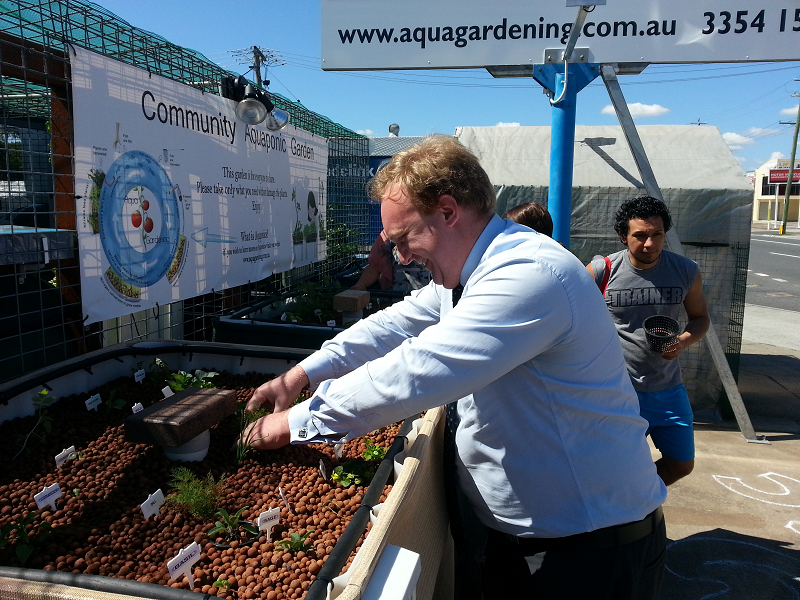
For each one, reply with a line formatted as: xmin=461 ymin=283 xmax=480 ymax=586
xmin=600 ymin=64 xmax=767 ymax=445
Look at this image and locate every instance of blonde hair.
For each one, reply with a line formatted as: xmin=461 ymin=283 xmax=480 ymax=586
xmin=369 ymin=135 xmax=495 ymax=216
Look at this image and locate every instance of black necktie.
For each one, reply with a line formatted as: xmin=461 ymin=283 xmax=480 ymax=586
xmin=443 ymin=284 xmax=465 ymax=550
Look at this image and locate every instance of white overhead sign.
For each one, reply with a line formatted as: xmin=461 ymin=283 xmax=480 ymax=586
xmin=321 ymin=0 xmax=800 ymax=70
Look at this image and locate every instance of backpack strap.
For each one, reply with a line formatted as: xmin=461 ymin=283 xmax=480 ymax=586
xmin=600 ymin=256 xmax=611 ymax=296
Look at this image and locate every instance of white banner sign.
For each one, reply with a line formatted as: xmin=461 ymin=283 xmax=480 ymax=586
xmin=72 ymin=48 xmax=329 ymax=324
xmin=322 ymin=0 xmax=800 ymax=70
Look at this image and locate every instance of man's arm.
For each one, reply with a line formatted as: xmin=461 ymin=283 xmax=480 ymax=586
xmin=247 ymin=364 xmax=309 ymax=413
xmin=662 ymin=271 xmax=710 ymax=360
xmin=350 ymin=263 xmax=381 ymax=291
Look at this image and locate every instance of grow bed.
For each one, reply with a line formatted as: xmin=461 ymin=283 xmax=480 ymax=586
xmin=0 ymin=367 xmax=403 ymax=599
xmin=213 ymin=293 xmax=406 ymax=350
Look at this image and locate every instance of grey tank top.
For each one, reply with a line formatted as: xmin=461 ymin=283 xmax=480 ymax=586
xmin=591 ymin=249 xmax=698 ymax=392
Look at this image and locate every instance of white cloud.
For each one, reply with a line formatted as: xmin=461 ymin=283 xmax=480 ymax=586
xmin=745 ymin=127 xmax=780 ymax=138
xmin=495 ymin=122 xmax=521 ymax=127
xmin=722 ymin=132 xmax=755 ymax=150
xmin=780 ymin=104 xmax=799 ymax=116
xmin=600 ymin=103 xmax=670 ymax=118
xmin=770 ymin=151 xmax=786 ymax=161
xmin=356 ymin=129 xmax=374 ymax=135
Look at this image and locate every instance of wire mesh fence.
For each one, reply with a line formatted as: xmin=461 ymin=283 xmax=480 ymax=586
xmin=0 ymin=0 xmax=369 ymax=384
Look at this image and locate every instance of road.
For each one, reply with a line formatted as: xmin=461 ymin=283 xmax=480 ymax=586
xmin=746 ymin=226 xmax=800 ymax=313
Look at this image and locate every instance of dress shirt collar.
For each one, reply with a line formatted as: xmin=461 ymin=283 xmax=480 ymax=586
xmin=459 ymin=213 xmax=505 ymax=287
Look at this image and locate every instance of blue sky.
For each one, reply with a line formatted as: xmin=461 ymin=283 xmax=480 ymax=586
xmin=98 ymin=0 xmax=799 ymax=173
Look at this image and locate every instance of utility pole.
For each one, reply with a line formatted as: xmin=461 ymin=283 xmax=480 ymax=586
xmin=230 ymin=47 xmax=285 ymax=89
xmin=779 ymin=87 xmax=800 ymax=235
xmin=252 ymin=46 xmax=263 ymax=87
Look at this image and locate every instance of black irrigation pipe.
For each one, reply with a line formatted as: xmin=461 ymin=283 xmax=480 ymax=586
xmin=0 ymin=340 xmax=312 ymax=405
xmin=305 ymin=416 xmax=416 ymax=600
xmin=0 ymin=566 xmax=210 ymax=599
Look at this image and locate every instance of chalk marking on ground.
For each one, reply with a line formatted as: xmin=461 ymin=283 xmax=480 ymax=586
xmin=712 ymin=472 xmax=800 ymax=507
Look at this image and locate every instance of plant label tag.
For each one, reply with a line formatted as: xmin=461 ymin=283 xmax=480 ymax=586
xmin=279 ymin=486 xmax=291 ymax=513
xmin=327 ymin=320 xmax=336 ymax=327
xmin=134 ymin=369 xmax=146 ymax=383
xmin=141 ymin=488 xmax=165 ymax=520
xmin=319 ymin=459 xmax=327 ymax=480
xmin=85 ymin=394 xmax=101 ymax=412
xmin=132 ymin=402 xmax=144 ymax=414
xmin=34 ymin=483 xmax=61 ymax=512
xmin=162 ymin=386 xmax=175 ymax=398
xmin=334 ymin=443 xmax=344 ymax=459
xmin=168 ymin=541 xmax=201 ymax=589
xmin=257 ymin=507 xmax=281 ymax=536
xmin=55 ymin=446 xmax=76 ymax=468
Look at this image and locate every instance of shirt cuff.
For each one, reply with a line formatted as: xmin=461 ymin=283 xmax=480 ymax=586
xmin=298 ymin=353 xmax=337 ymax=390
xmin=287 ymin=402 xmax=347 ymax=445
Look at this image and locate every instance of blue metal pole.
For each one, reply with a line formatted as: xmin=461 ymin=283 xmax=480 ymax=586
xmin=549 ymin=70 xmax=577 ymax=248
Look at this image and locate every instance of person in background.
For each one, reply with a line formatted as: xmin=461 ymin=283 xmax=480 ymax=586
xmin=504 ymin=202 xmax=553 ymax=238
xmin=247 ymin=136 xmax=667 ymax=600
xmin=587 ymin=196 xmax=710 ymax=486
xmin=350 ymin=229 xmax=430 ymax=292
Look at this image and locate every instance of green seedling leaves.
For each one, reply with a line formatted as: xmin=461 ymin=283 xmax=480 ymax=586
xmin=332 ymin=460 xmax=376 ymax=488
xmin=208 ymin=506 xmax=258 ymax=542
xmin=362 ymin=439 xmax=386 ymax=463
xmin=276 ymin=530 xmax=314 ymax=554
xmin=0 ymin=512 xmax=52 ymax=566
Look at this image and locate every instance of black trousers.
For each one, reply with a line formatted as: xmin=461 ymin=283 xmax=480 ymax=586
xmin=478 ymin=517 xmax=667 ymax=600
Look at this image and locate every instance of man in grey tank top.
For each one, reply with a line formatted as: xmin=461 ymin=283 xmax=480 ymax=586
xmin=587 ymin=196 xmax=710 ymax=486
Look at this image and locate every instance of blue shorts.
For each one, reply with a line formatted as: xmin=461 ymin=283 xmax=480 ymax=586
xmin=636 ymin=384 xmax=695 ymax=462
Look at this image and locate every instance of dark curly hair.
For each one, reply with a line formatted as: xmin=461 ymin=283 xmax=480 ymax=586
xmin=613 ymin=196 xmax=672 ymax=239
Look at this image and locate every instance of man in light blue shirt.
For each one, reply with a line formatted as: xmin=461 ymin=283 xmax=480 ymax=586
xmin=248 ymin=135 xmax=667 ymax=599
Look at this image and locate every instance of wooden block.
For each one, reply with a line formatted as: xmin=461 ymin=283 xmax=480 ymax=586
xmin=333 ymin=289 xmax=370 ymax=312
xmin=124 ymin=387 xmax=237 ymax=447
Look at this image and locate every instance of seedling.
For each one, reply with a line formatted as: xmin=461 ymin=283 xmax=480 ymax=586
xmin=276 ymin=530 xmax=314 ymax=554
xmin=0 ymin=512 xmax=52 ymax=566
xmin=104 ymin=390 xmax=127 ymax=410
xmin=13 ymin=389 xmax=55 ymax=460
xmin=214 ymin=578 xmax=238 ymax=599
xmin=167 ymin=368 xmax=218 ymax=392
xmin=362 ymin=439 xmax=387 ymax=463
xmin=235 ymin=404 xmax=268 ymax=465
xmin=280 ymin=279 xmax=341 ymax=325
xmin=331 ymin=460 xmax=375 ymax=488
xmin=147 ymin=357 xmax=173 ymax=387
xmin=208 ymin=507 xmax=259 ymax=542
xmin=166 ymin=467 xmax=226 ymax=518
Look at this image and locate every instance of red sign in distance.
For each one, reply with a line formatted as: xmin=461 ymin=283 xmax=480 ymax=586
xmin=768 ymin=169 xmax=800 ymax=184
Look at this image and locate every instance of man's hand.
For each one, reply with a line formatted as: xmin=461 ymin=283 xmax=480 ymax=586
xmin=661 ymin=335 xmax=688 ymax=360
xmin=662 ymin=271 xmax=710 ymax=361
xmin=247 ymin=365 xmax=309 ymax=414
xmin=246 ymin=411 xmax=291 ymax=451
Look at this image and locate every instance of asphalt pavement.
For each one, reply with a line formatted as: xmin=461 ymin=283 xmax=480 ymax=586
xmin=658 ymin=224 xmax=800 ymax=599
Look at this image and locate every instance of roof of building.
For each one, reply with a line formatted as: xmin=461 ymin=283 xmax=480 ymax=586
xmin=369 ymin=136 xmax=427 ymax=157
xmin=455 ymin=125 xmax=749 ymax=191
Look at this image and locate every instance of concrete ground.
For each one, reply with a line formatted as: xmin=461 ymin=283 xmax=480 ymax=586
xmin=658 ymin=304 xmax=800 ymax=599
